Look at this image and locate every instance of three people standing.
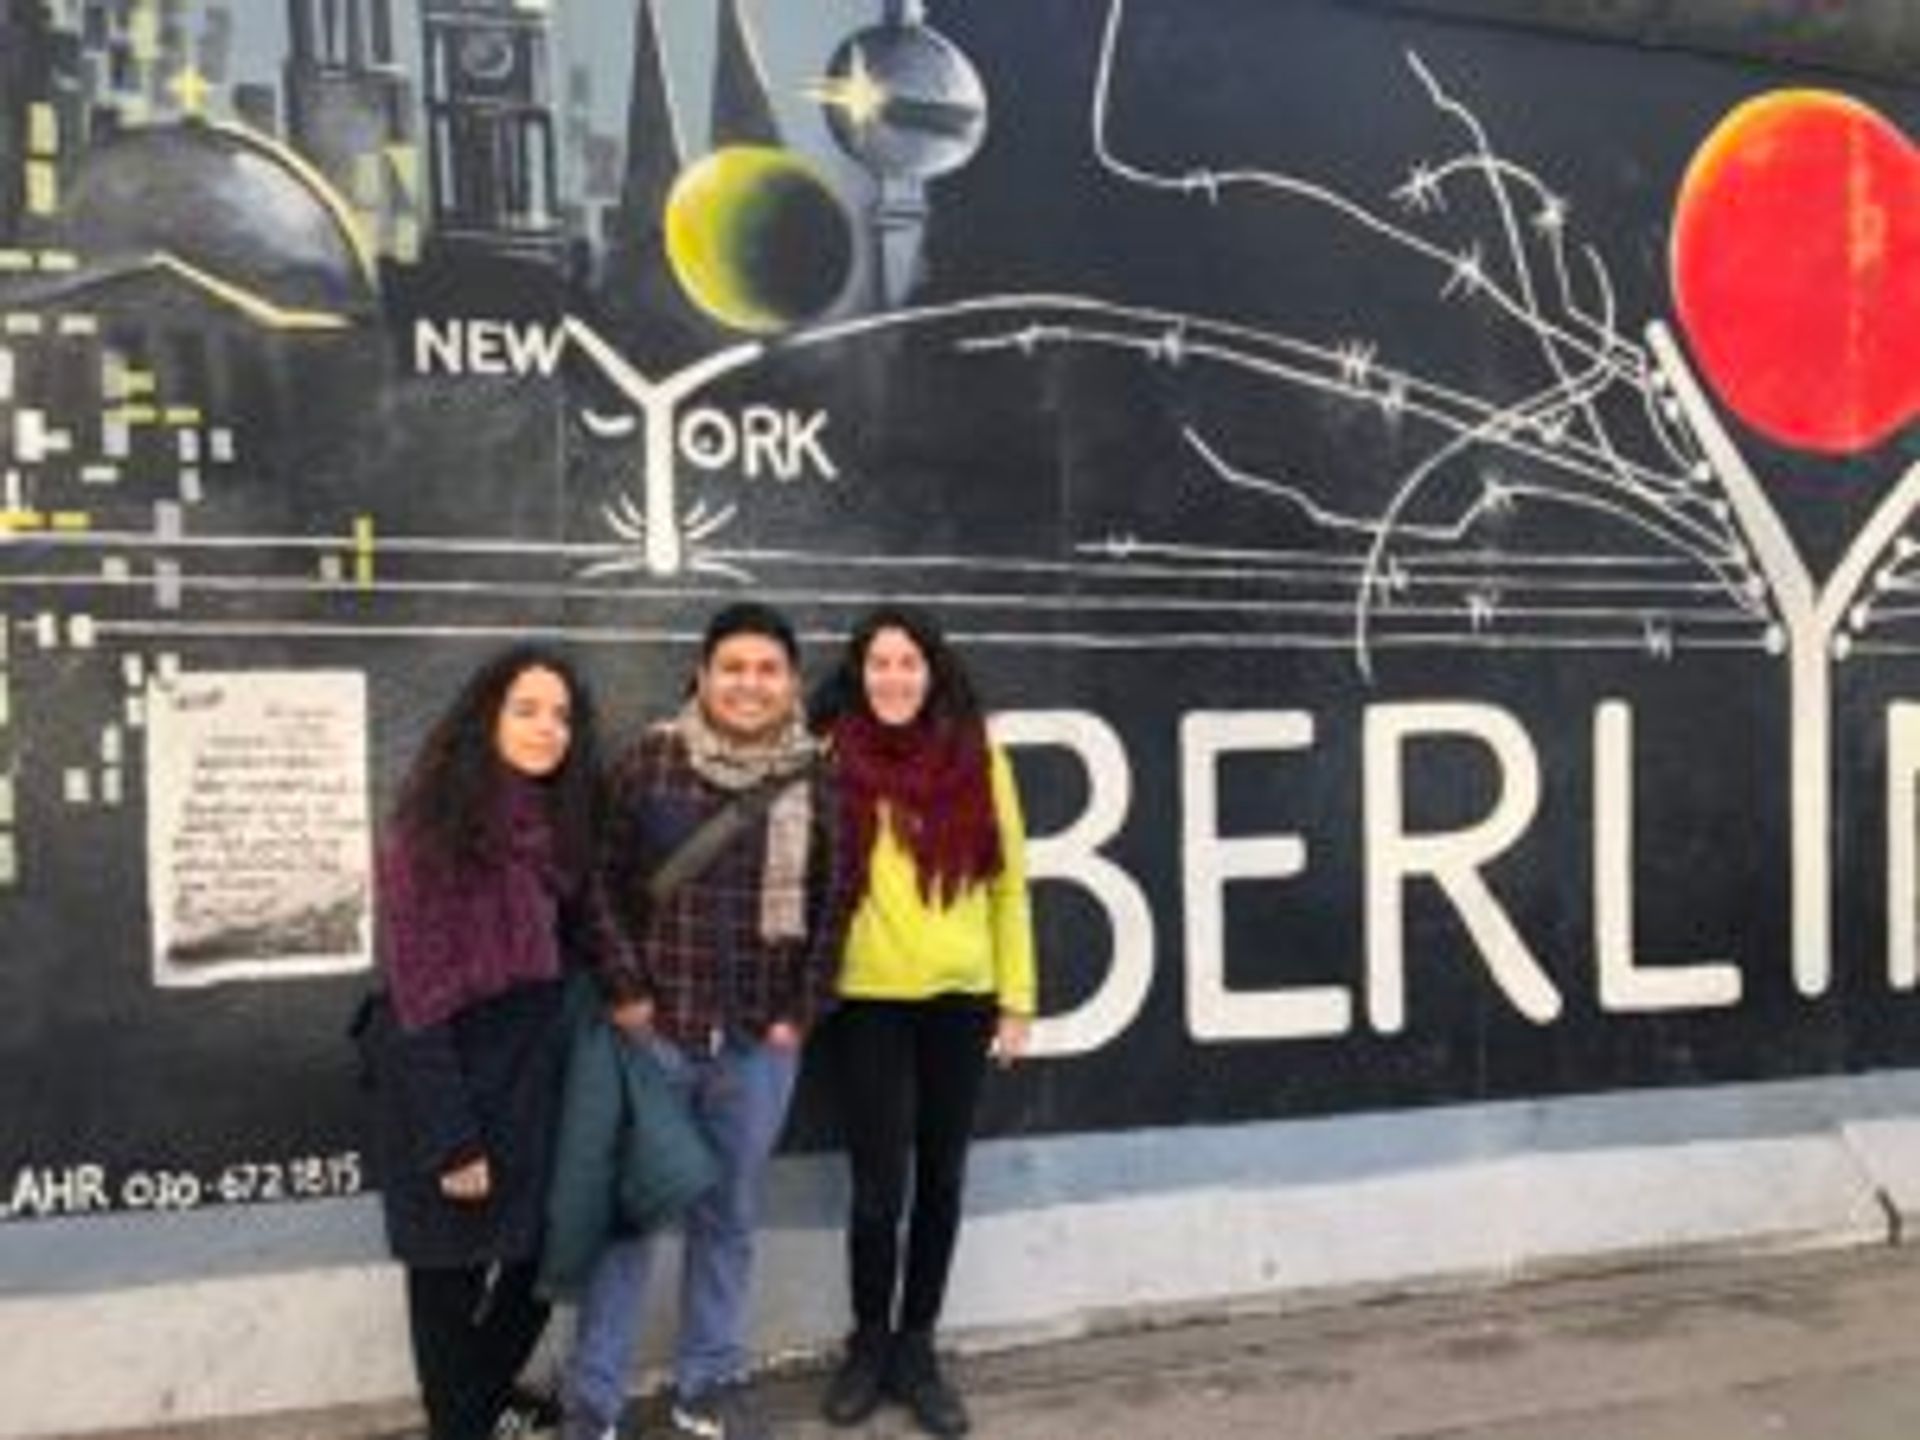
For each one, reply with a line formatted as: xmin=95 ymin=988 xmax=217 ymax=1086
xmin=372 ymin=603 xmax=1036 ymax=1440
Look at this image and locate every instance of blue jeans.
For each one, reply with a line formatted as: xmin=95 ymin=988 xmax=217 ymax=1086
xmin=563 ymin=1032 xmax=799 ymax=1432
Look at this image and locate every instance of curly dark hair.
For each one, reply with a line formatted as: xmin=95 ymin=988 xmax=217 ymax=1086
xmin=389 ymin=644 xmax=601 ymax=878
xmin=810 ymin=604 xmax=984 ymax=732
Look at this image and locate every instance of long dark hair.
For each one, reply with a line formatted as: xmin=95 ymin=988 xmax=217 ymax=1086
xmin=817 ymin=606 xmax=1002 ymax=904
xmin=389 ymin=644 xmax=601 ymax=879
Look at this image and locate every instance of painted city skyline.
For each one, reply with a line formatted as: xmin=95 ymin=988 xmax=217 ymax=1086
xmin=1 ymin=0 xmax=882 ymax=286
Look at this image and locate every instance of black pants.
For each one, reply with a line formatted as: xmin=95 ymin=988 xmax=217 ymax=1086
xmin=827 ymin=996 xmax=996 ymax=1334
xmin=405 ymin=1259 xmax=549 ymax=1440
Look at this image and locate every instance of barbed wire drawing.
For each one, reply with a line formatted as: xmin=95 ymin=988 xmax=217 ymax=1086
xmin=1067 ymin=0 xmax=1786 ymax=678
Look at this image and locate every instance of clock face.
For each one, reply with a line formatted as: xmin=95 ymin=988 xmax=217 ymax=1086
xmin=456 ymin=29 xmax=518 ymax=88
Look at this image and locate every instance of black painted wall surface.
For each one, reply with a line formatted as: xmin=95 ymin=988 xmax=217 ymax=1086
xmin=0 ymin=0 xmax=1915 ymax=1219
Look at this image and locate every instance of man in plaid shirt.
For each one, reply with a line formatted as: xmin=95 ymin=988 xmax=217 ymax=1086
xmin=564 ymin=603 xmax=858 ymax=1440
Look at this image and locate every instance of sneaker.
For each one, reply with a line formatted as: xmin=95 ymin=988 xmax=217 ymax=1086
xmin=887 ymin=1331 xmax=969 ymax=1437
xmin=494 ymin=1384 xmax=562 ymax=1437
xmin=669 ymin=1380 xmax=773 ymax=1440
xmin=555 ymin=1407 xmax=617 ymax=1440
xmin=820 ymin=1326 xmax=891 ymax=1426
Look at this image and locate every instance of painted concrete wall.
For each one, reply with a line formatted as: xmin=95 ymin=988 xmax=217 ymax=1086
xmin=5 ymin=2 xmax=1920 ymax=1434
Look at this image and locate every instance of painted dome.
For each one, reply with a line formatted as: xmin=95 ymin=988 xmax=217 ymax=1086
xmin=60 ymin=121 xmax=377 ymax=318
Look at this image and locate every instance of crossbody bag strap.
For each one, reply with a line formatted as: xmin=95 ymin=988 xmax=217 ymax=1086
xmin=643 ymin=760 xmax=818 ymax=909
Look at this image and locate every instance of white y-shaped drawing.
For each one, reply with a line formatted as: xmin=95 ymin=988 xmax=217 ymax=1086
xmin=562 ymin=318 xmax=762 ymax=580
xmin=1649 ymin=322 xmax=1920 ymax=998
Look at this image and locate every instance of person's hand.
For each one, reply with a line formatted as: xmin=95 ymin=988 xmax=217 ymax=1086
xmin=765 ymin=1020 xmax=804 ymax=1051
xmin=439 ymin=1155 xmax=491 ymax=1204
xmin=608 ymin=997 xmax=655 ymax=1037
xmin=990 ymin=1013 xmax=1031 ymax=1069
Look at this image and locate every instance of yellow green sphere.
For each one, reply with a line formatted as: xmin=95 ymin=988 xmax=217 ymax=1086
xmin=663 ymin=145 xmax=855 ymax=334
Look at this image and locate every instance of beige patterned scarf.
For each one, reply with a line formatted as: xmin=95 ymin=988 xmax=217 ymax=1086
xmin=673 ymin=699 xmax=818 ymax=942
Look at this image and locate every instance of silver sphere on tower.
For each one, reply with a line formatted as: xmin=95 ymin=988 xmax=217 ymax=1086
xmin=815 ymin=22 xmax=989 ymax=182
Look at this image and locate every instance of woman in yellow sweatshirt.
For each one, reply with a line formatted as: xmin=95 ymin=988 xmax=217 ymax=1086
xmin=813 ymin=605 xmax=1035 ymax=1438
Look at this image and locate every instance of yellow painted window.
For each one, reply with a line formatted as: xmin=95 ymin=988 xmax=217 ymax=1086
xmin=27 ymin=103 xmax=58 ymax=156
xmin=26 ymin=161 xmax=57 ymax=217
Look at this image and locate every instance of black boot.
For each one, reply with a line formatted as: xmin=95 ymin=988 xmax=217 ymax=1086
xmin=821 ymin=1325 xmax=892 ymax=1426
xmin=888 ymin=1330 xmax=969 ymax=1437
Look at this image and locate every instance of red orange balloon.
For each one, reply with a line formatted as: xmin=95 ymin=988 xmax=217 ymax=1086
xmin=1671 ymin=90 xmax=1920 ymax=455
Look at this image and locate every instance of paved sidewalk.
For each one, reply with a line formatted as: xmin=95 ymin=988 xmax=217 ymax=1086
xmin=102 ymin=1242 xmax=1920 ymax=1439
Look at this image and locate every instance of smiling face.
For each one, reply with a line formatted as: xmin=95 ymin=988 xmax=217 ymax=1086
xmin=493 ymin=665 xmax=573 ymax=778
xmin=862 ymin=624 xmax=932 ymax=728
xmin=698 ymin=631 xmax=800 ymax=744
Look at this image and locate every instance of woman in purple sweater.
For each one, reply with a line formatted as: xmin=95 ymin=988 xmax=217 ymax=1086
xmin=369 ymin=645 xmax=631 ymax=1440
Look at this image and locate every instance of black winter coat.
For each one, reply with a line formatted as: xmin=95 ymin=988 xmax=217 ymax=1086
xmin=362 ymin=977 xmax=568 ymax=1268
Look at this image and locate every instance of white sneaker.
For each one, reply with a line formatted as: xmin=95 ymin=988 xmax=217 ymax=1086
xmin=669 ymin=1381 xmax=771 ymax=1440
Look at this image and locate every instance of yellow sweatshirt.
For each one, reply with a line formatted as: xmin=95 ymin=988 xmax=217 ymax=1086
xmin=837 ymin=744 xmax=1036 ymax=1014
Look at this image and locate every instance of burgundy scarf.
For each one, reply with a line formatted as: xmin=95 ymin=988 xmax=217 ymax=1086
xmin=833 ymin=710 xmax=1002 ymax=907
xmin=379 ymin=777 xmax=571 ymax=1030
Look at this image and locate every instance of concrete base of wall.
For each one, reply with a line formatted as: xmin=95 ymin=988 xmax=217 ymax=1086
xmin=8 ymin=1070 xmax=1920 ymax=1439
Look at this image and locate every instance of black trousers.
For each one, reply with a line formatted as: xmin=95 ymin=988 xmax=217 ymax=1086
xmin=405 ymin=1259 xmax=549 ymax=1440
xmin=827 ymin=996 xmax=996 ymax=1334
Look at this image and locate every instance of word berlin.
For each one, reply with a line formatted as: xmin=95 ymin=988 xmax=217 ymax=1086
xmin=995 ymin=694 xmax=1920 ymax=1060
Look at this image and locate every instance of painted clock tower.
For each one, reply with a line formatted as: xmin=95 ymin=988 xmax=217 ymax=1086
xmin=418 ymin=0 xmax=563 ymax=265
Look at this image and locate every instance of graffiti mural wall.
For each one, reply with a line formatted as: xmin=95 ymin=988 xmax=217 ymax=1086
xmin=1 ymin=0 xmax=1916 ymax=1220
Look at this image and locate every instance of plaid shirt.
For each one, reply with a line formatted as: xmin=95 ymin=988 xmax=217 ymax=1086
xmin=602 ymin=725 xmax=858 ymax=1047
